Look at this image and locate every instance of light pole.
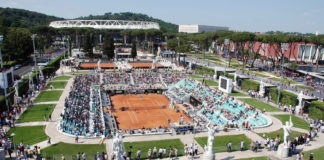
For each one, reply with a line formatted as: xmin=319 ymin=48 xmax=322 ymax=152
xmin=10 ymin=133 xmax=18 ymax=158
xmin=277 ymin=85 xmax=281 ymax=105
xmin=0 ymin=35 xmax=9 ymax=111
xmin=225 ymin=39 xmax=230 ymax=67
xmin=31 ymin=34 xmax=37 ymax=69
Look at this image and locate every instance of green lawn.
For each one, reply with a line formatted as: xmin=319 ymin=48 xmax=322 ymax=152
xmin=296 ymin=85 xmax=315 ymax=91
xmin=7 ymin=125 xmax=47 ymax=145
xmin=189 ymin=75 xmax=203 ymax=79
xmin=52 ymin=76 xmax=71 ymax=81
xmin=270 ymin=78 xmax=298 ymax=85
xmin=124 ymin=139 xmax=184 ymax=159
xmin=17 ymin=104 xmax=56 ymax=122
xmin=229 ymin=90 xmax=247 ymax=97
xmin=195 ymin=134 xmax=252 ymax=153
xmin=235 ymin=157 xmax=271 ymax=160
xmin=239 ymin=98 xmax=281 ymax=112
xmin=34 ymin=90 xmax=63 ymax=102
xmin=46 ymin=81 xmax=67 ymax=89
xmin=198 ymin=79 xmax=219 ymax=86
xmin=302 ymin=146 xmax=324 ymax=160
xmin=257 ymin=129 xmax=305 ymax=142
xmin=272 ymin=114 xmax=309 ymax=130
xmin=41 ymin=142 xmax=106 ymax=160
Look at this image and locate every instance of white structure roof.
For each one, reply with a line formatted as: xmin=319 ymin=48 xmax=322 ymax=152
xmin=49 ymin=20 xmax=160 ymax=30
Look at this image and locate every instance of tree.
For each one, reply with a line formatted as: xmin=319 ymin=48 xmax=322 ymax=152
xmin=102 ymin=35 xmax=115 ymax=60
xmin=131 ymin=41 xmax=137 ymax=61
xmin=3 ymin=28 xmax=33 ymax=62
xmin=288 ymin=61 xmax=298 ymax=71
xmin=83 ymin=33 xmax=94 ymax=58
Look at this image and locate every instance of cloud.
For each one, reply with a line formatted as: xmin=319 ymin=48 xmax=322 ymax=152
xmin=0 ymin=0 xmax=19 ymax=7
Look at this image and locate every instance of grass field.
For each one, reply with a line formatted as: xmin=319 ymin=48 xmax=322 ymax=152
xmin=46 ymin=81 xmax=67 ymax=89
xmin=52 ymin=76 xmax=71 ymax=81
xmin=257 ymin=129 xmax=305 ymax=141
xmin=235 ymin=157 xmax=271 ymax=160
xmin=270 ymin=78 xmax=298 ymax=85
xmin=272 ymin=114 xmax=309 ymax=130
xmin=198 ymin=79 xmax=219 ymax=86
xmin=238 ymin=98 xmax=281 ymax=112
xmin=229 ymin=90 xmax=247 ymax=97
xmin=17 ymin=104 xmax=56 ymax=122
xmin=7 ymin=125 xmax=47 ymax=145
xmin=296 ymin=85 xmax=315 ymax=91
xmin=124 ymin=139 xmax=184 ymax=159
xmin=34 ymin=90 xmax=63 ymax=102
xmin=41 ymin=142 xmax=106 ymax=160
xmin=189 ymin=75 xmax=203 ymax=79
xmin=302 ymin=146 xmax=324 ymax=160
xmin=195 ymin=134 xmax=252 ymax=152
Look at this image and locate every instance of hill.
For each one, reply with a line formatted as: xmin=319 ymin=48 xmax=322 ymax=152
xmin=0 ymin=7 xmax=63 ymax=28
xmin=0 ymin=8 xmax=178 ymax=32
xmin=78 ymin=12 xmax=178 ymax=32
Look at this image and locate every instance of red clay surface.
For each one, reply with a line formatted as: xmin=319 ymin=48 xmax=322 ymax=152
xmin=110 ymin=94 xmax=191 ymax=130
xmin=129 ymin=63 xmax=164 ymax=68
xmin=79 ymin=63 xmax=115 ymax=69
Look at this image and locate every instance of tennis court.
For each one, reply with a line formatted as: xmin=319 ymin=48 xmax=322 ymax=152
xmin=110 ymin=94 xmax=191 ymax=129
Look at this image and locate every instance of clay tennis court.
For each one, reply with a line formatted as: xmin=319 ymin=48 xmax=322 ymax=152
xmin=79 ymin=63 xmax=115 ymax=69
xmin=129 ymin=62 xmax=164 ymax=68
xmin=110 ymin=94 xmax=191 ymax=130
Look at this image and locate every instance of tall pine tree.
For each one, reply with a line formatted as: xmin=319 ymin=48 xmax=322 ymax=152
xmin=102 ymin=35 xmax=115 ymax=60
xmin=131 ymin=41 xmax=137 ymax=61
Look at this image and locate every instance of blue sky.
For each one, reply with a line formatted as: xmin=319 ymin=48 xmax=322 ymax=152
xmin=0 ymin=0 xmax=323 ymax=33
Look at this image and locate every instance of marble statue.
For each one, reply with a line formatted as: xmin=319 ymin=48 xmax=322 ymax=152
xmin=204 ymin=122 xmax=216 ymax=160
xmin=283 ymin=116 xmax=293 ymax=146
xmin=97 ymin=59 xmax=101 ymax=70
xmin=259 ymin=80 xmax=265 ymax=98
xmin=296 ymin=91 xmax=304 ymax=113
xmin=111 ymin=133 xmax=124 ymax=160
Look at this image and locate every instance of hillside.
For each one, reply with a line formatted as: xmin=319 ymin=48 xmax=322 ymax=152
xmin=78 ymin=12 xmax=178 ymax=32
xmin=0 ymin=7 xmax=63 ymax=28
xmin=0 ymin=8 xmax=178 ymax=32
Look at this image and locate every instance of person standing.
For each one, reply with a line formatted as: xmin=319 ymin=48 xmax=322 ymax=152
xmin=194 ymin=143 xmax=198 ymax=156
xmin=227 ymin=141 xmax=232 ymax=152
xmin=136 ymin=149 xmax=141 ymax=160
xmin=76 ymin=152 xmax=81 ymax=160
xmin=82 ymin=152 xmax=86 ymax=160
xmin=240 ymin=141 xmax=244 ymax=151
xmin=147 ymin=149 xmax=152 ymax=160
xmin=153 ymin=147 xmax=157 ymax=159
xmin=158 ymin=148 xmax=163 ymax=159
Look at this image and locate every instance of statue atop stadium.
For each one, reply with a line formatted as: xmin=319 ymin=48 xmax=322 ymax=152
xmin=204 ymin=122 xmax=216 ymax=160
xmin=111 ymin=133 xmax=124 ymax=160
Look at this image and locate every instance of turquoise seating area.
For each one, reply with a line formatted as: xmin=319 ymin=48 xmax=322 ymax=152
xmin=167 ymin=79 xmax=270 ymax=128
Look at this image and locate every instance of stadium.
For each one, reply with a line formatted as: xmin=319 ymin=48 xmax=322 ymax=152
xmin=57 ymin=60 xmax=272 ymax=138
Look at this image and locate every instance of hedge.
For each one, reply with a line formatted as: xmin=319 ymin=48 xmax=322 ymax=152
xmin=309 ymin=101 xmax=324 ymax=120
xmin=269 ymin=88 xmax=298 ymax=106
xmin=241 ymin=79 xmax=260 ymax=92
xmin=195 ymin=67 xmax=214 ymax=76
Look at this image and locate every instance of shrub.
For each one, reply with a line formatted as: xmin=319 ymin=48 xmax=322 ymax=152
xmin=309 ymin=101 xmax=324 ymax=120
xmin=269 ymin=88 xmax=298 ymax=106
xmin=241 ymin=79 xmax=260 ymax=91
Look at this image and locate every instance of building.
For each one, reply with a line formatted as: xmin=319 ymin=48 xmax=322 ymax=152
xmin=178 ymin=25 xmax=229 ymax=33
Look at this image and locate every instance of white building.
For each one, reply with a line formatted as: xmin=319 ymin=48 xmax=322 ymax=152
xmin=179 ymin=25 xmax=229 ymax=33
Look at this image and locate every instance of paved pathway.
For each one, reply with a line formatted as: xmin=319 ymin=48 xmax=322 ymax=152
xmin=15 ymin=122 xmax=49 ymax=127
